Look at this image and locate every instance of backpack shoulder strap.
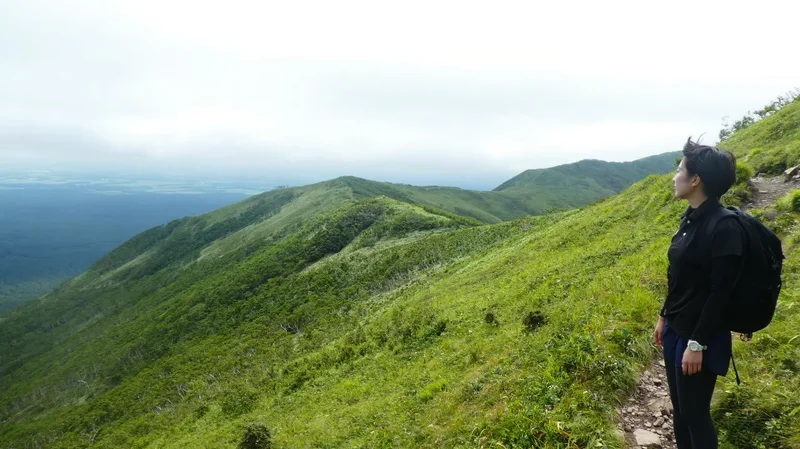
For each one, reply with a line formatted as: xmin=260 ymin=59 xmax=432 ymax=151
xmin=704 ymin=206 xmax=738 ymax=240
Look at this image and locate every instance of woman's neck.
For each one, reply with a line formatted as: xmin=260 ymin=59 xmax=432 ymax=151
xmin=686 ymin=191 xmax=708 ymax=209
xmin=688 ymin=194 xmax=709 ymax=209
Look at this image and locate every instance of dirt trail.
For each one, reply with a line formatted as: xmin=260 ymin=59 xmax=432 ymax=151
xmin=747 ymin=174 xmax=800 ymax=210
xmin=619 ymin=358 xmax=676 ymax=448
xmin=619 ymin=175 xmax=800 ymax=448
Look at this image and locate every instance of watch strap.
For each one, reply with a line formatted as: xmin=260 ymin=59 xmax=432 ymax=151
xmin=688 ymin=339 xmax=707 ymax=351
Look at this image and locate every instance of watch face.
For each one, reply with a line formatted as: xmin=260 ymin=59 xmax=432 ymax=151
xmin=689 ymin=342 xmax=702 ymax=351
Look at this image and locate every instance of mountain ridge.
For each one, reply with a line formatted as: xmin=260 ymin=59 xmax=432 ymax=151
xmin=0 ymin=150 xmax=681 ymax=314
xmin=304 ymin=151 xmax=681 ymax=223
xmin=493 ymin=152 xmax=680 ymax=192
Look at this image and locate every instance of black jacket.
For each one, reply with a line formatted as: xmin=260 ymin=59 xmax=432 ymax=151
xmin=660 ymin=198 xmax=745 ymax=345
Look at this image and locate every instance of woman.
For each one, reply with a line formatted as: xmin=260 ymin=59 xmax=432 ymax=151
xmin=653 ymin=138 xmax=744 ymax=449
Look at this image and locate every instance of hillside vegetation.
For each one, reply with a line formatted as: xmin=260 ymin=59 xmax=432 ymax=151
xmin=494 ymin=153 xmax=678 ymax=194
xmin=342 ymin=152 xmax=680 ymax=223
xmin=720 ymin=95 xmax=800 ymax=176
xmin=2 ymin=100 xmax=799 ymax=448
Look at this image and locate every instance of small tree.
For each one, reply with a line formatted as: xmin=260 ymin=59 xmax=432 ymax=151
xmin=239 ymin=422 xmax=272 ymax=449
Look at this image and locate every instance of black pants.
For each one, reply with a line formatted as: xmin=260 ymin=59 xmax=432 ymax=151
xmin=664 ymin=362 xmax=719 ymax=449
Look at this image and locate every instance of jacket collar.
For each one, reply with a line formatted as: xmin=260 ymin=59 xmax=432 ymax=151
xmin=681 ymin=197 xmax=721 ymax=222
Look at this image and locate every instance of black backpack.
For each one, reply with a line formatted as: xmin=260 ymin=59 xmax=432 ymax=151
xmin=707 ymin=206 xmax=784 ymax=333
xmin=706 ymin=206 xmax=784 ymax=384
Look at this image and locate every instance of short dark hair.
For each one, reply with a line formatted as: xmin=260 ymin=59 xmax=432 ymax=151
xmin=682 ymin=137 xmax=737 ymax=199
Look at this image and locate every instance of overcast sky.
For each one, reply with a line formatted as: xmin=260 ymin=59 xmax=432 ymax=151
xmin=2 ymin=0 xmax=798 ymax=189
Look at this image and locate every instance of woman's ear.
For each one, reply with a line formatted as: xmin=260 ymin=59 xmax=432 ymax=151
xmin=690 ymin=174 xmax=702 ymax=188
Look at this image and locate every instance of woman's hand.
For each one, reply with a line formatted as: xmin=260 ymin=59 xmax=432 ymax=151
xmin=653 ymin=316 xmax=665 ymax=347
xmin=682 ymin=348 xmax=703 ymax=375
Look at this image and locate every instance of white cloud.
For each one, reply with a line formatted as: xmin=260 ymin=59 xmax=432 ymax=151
xmin=1 ymin=0 xmax=799 ymax=188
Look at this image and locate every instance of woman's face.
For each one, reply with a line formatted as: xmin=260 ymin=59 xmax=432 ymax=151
xmin=672 ymin=157 xmax=699 ymax=199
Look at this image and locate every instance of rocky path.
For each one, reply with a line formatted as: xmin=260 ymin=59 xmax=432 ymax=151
xmin=618 ymin=174 xmax=800 ymax=448
xmin=747 ymin=172 xmax=800 ymax=210
xmin=619 ymin=358 xmax=676 ymax=448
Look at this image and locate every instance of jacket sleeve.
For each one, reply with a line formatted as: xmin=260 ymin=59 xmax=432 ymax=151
xmin=660 ymin=267 xmax=670 ymax=317
xmin=658 ymin=267 xmax=672 ymax=316
xmin=690 ymin=218 xmax=746 ymax=344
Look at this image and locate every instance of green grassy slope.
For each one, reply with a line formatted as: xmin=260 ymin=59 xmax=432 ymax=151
xmin=720 ymin=97 xmax=800 ymax=175
xmin=2 ymin=111 xmax=799 ymax=448
xmin=347 ymin=177 xmax=530 ymax=223
xmin=4 ymin=163 xmax=799 ymax=447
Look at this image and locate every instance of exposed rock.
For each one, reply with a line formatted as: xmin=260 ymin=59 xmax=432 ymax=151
xmin=647 ymin=397 xmax=673 ymax=414
xmin=784 ymin=165 xmax=800 ymax=181
xmin=633 ymin=428 xmax=662 ymax=447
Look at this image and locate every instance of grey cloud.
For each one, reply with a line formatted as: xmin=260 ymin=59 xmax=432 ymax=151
xmin=2 ymin=0 xmax=799 ymax=189
xmin=0 ymin=123 xmax=112 ymax=156
xmin=0 ymin=120 xmax=516 ymax=189
xmin=317 ymin=67 xmax=792 ymax=127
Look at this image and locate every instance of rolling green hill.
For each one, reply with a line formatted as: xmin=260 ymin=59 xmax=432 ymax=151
xmin=3 ymin=98 xmax=800 ymax=449
xmin=494 ymin=152 xmax=680 ymax=194
xmin=330 ymin=152 xmax=681 ymax=223
xmin=0 ymin=151 xmax=678 ymax=315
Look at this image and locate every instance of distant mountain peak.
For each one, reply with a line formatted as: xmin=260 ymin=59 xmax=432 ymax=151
xmin=492 ymin=151 xmax=680 ymax=192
